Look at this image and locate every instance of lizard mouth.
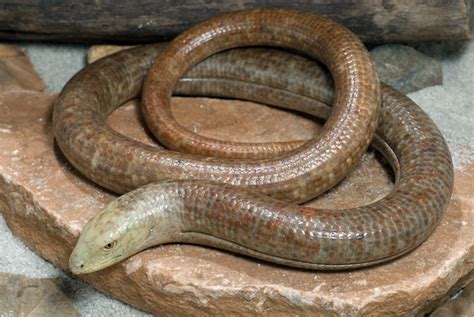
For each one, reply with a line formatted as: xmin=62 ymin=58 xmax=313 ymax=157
xmin=69 ymin=251 xmax=124 ymax=274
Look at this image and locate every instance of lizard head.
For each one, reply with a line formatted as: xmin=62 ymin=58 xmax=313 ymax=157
xmin=69 ymin=194 xmax=154 ymax=274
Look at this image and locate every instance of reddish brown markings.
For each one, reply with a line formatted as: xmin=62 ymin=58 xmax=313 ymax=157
xmin=300 ymin=207 xmax=318 ymax=216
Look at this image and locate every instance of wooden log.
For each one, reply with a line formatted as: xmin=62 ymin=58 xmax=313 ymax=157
xmin=0 ymin=1 xmax=472 ymax=43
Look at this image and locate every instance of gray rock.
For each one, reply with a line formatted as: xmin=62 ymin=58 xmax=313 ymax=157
xmin=370 ymin=44 xmax=443 ymax=94
xmin=0 ymin=272 xmax=81 ymax=316
xmin=431 ymin=281 xmax=474 ymax=317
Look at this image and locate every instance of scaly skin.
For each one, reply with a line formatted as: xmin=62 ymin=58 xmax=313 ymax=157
xmin=54 ymin=9 xmax=380 ymax=204
xmin=68 ymin=83 xmax=454 ymax=273
xmin=66 ymin=46 xmax=453 ymax=273
xmin=57 ymin=10 xmax=453 ymax=273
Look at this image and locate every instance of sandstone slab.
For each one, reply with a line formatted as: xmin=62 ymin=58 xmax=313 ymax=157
xmin=88 ymin=45 xmax=135 ymax=64
xmin=0 ymin=45 xmax=46 ymax=92
xmin=0 ymin=91 xmax=472 ymax=316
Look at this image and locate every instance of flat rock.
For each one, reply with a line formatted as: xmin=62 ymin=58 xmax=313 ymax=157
xmin=88 ymin=45 xmax=135 ymax=64
xmin=370 ymin=44 xmax=443 ymax=94
xmin=0 ymin=272 xmax=81 ymax=316
xmin=0 ymin=45 xmax=46 ymax=92
xmin=0 ymin=91 xmax=472 ymax=316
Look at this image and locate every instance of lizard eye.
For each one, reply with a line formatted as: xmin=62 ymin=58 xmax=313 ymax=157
xmin=103 ymin=240 xmax=117 ymax=250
